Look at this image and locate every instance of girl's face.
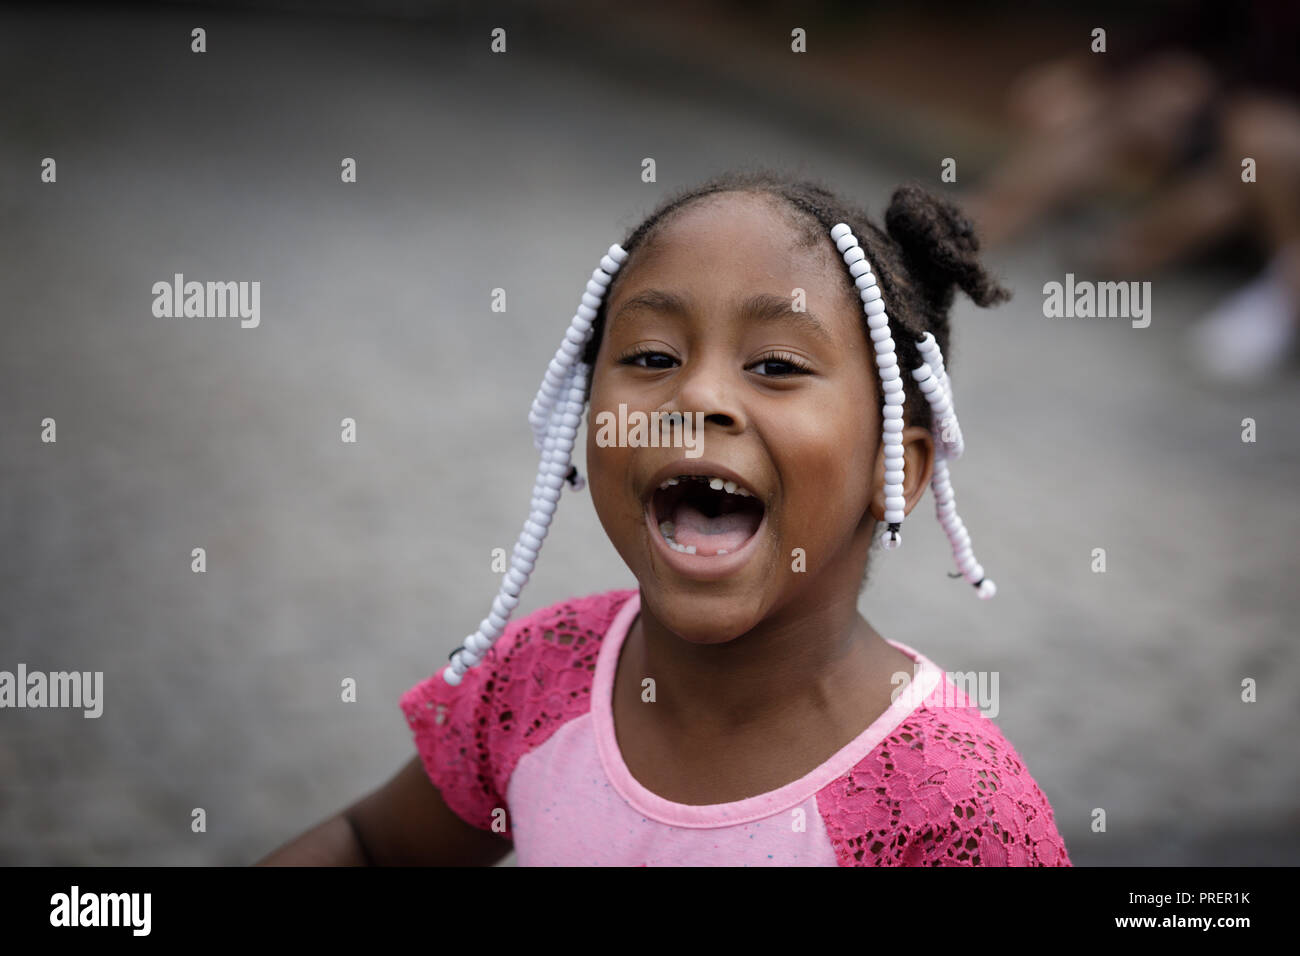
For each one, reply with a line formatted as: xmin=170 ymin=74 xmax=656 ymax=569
xmin=586 ymin=190 xmax=931 ymax=643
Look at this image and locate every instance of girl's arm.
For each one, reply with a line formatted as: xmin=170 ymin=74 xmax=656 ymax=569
xmin=255 ymin=755 xmax=514 ymax=866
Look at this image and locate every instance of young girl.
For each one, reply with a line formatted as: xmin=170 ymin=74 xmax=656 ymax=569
xmin=259 ymin=169 xmax=1071 ymax=867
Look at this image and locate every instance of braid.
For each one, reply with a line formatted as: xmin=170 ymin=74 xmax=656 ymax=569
xmin=444 ymin=167 xmax=1010 ymax=684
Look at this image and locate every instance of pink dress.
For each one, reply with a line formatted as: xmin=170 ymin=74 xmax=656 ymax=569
xmin=400 ymin=588 xmax=1071 ymax=866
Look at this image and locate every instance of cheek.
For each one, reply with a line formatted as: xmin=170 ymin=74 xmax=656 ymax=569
xmin=773 ymin=400 xmax=876 ymax=536
xmin=584 ymin=400 xmax=640 ymax=534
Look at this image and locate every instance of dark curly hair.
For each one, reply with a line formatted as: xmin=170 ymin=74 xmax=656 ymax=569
xmin=581 ymin=166 xmax=1010 ymax=438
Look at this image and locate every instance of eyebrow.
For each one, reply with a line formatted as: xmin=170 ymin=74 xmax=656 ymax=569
xmin=608 ymin=289 xmax=835 ymax=344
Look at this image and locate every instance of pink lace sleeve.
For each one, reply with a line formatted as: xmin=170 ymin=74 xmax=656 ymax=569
xmin=818 ymin=678 xmax=1071 ymax=866
xmin=398 ymin=589 xmax=638 ymax=832
xmin=399 ymin=649 xmax=507 ymax=832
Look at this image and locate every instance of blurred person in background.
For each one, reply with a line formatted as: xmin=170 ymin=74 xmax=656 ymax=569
xmin=962 ymin=0 xmax=1300 ymax=385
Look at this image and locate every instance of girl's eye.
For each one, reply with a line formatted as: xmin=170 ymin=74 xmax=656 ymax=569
xmin=617 ymin=349 xmax=811 ymax=375
xmin=750 ymin=352 xmax=812 ymax=376
xmin=618 ymin=349 xmax=678 ymax=369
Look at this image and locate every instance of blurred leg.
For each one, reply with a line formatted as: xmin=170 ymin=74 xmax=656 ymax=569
xmin=1083 ymin=162 xmax=1247 ymax=274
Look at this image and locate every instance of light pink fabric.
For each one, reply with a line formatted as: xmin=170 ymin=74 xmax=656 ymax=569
xmin=400 ymin=588 xmax=1071 ymax=866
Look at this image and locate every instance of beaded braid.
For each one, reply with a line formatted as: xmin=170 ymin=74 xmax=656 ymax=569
xmin=831 ymin=222 xmax=996 ymax=600
xmin=443 ymin=243 xmax=628 ymax=686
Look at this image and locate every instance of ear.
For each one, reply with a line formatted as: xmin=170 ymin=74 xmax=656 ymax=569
xmin=868 ymin=425 xmax=935 ymax=522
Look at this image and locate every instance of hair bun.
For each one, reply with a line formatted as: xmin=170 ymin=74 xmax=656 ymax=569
xmin=884 ymin=183 xmax=1011 ymax=311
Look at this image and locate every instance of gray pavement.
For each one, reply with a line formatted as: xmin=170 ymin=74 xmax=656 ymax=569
xmin=1 ymin=5 xmax=1297 ymax=866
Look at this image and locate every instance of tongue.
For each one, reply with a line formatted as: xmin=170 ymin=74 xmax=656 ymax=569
xmin=671 ymin=498 xmax=761 ymax=554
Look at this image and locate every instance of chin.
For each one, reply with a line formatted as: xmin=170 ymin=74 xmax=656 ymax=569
xmin=634 ymin=568 xmax=777 ymax=646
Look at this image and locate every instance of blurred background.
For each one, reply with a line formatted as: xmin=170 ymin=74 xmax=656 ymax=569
xmin=1 ymin=0 xmax=1297 ymax=866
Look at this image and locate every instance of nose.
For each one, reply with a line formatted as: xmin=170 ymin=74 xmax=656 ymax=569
xmin=666 ymin=349 xmax=746 ymax=434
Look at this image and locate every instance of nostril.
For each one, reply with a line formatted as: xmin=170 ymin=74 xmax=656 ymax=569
xmin=705 ymin=413 xmax=734 ymax=427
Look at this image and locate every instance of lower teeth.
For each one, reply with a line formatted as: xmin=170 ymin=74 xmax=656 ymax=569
xmin=659 ymin=521 xmax=696 ymax=554
xmin=660 ymin=520 xmax=733 ymax=557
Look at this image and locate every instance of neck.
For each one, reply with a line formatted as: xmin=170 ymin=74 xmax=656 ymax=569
xmin=627 ymin=587 xmax=885 ymax=736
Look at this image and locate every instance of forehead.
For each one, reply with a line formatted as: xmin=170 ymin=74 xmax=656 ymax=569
xmin=609 ymin=191 xmax=854 ymax=315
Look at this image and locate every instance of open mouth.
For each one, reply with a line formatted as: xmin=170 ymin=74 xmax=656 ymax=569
xmin=649 ymin=474 xmax=766 ymax=557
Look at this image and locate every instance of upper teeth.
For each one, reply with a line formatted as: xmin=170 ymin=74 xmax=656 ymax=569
xmin=657 ymin=474 xmax=752 ymax=496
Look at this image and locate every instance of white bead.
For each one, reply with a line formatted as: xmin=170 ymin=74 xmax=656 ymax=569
xmin=864 ymin=299 xmax=886 ymax=316
xmin=835 ymin=233 xmax=856 ymax=252
xmin=878 ymin=361 xmax=900 ymax=378
xmin=609 ymin=244 xmax=628 ymax=264
xmin=885 ymin=495 xmax=906 ymax=510
xmin=442 ymin=668 xmax=462 ymax=686
xmin=883 ymin=403 xmax=904 ymax=417
xmin=875 ymin=340 xmax=896 ymax=355
xmin=869 ymin=327 xmax=891 ymax=344
xmin=977 ymin=579 xmax=996 ymax=599
xmin=884 ymin=444 xmax=904 ymax=459
xmin=559 ymin=340 xmax=581 ymax=359
xmin=910 ymin=363 xmax=932 ymax=381
xmin=854 ymin=272 xmax=877 ymax=290
xmin=844 ymin=246 xmax=865 ymax=265
xmin=867 ymin=312 xmax=890 ymax=330
xmin=848 ymin=259 xmax=870 ymax=278
xmin=600 ymin=255 xmax=620 ymax=274
xmin=589 ymin=268 xmax=611 ymax=287
xmin=501 ymin=577 xmax=521 ymax=598
xmin=881 ymin=529 xmax=902 ymax=549
xmin=883 ymin=419 xmax=903 ymax=434
xmin=585 ymin=279 xmax=606 ymax=298
xmin=577 ymin=303 xmax=597 ymax=321
xmin=831 ymin=223 xmax=852 ymax=240
xmin=861 ymin=285 xmax=882 ymax=302
xmin=884 ymin=470 xmax=904 ymax=485
xmin=580 ymin=292 xmax=602 ymax=311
